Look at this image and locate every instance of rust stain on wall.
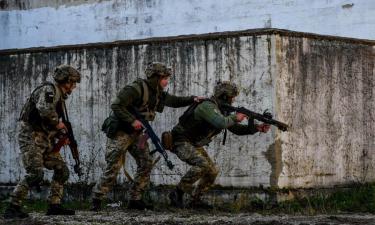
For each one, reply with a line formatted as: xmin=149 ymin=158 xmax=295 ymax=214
xmin=263 ymin=139 xmax=283 ymax=188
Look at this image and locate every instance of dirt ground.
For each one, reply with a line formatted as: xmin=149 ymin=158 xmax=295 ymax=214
xmin=1 ymin=209 xmax=375 ymax=225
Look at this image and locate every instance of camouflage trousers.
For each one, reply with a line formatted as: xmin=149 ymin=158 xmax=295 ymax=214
xmin=11 ymin=122 xmax=70 ymax=206
xmin=173 ymin=142 xmax=219 ymax=199
xmin=92 ymin=130 xmax=153 ymax=201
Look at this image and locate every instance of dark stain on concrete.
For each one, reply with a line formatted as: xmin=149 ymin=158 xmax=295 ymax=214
xmin=360 ymin=48 xmax=375 ymax=180
xmin=342 ymin=3 xmax=354 ymax=9
xmin=264 ymin=139 xmax=283 ymax=188
xmin=0 ymin=0 xmax=8 ymax=10
xmin=144 ymin=15 xmax=153 ymax=23
xmin=0 ymin=0 xmax=113 ymax=11
xmin=252 ymin=36 xmax=257 ymax=67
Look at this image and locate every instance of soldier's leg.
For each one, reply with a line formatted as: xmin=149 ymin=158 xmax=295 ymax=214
xmin=192 ymin=147 xmax=219 ymax=199
xmin=43 ymin=152 xmax=75 ymax=215
xmin=173 ymin=142 xmax=212 ymax=195
xmin=127 ymin=140 xmax=153 ymax=201
xmin=92 ymin=131 xmax=135 ymax=200
xmin=10 ymin=127 xmax=46 ymax=206
xmin=43 ymin=152 xmax=69 ymax=205
xmin=4 ymin=125 xmax=47 ymax=219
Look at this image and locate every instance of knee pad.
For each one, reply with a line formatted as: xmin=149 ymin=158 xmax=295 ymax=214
xmin=61 ymin=166 xmax=70 ymax=182
xmin=210 ymin=166 xmax=220 ymax=178
xmin=141 ymin=159 xmax=153 ymax=173
xmin=25 ymin=169 xmax=44 ymax=187
xmin=199 ymin=160 xmax=211 ymax=173
xmin=54 ymin=165 xmax=70 ymax=183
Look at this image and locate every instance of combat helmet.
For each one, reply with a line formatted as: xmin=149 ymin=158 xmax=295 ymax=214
xmin=145 ymin=62 xmax=172 ymax=78
xmin=213 ymin=81 xmax=239 ymax=99
xmin=53 ymin=65 xmax=81 ymax=84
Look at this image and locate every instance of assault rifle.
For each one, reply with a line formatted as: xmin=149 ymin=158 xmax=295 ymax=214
xmin=220 ymin=103 xmax=288 ymax=132
xmin=128 ymin=108 xmax=174 ymax=170
xmin=52 ymin=102 xmax=82 ymax=176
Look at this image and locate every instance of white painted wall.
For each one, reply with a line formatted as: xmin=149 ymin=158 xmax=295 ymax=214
xmin=1 ymin=0 xmax=374 ymax=50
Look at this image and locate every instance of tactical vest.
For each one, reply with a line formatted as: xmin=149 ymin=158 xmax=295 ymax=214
xmin=177 ymin=99 xmax=222 ymax=146
xmin=102 ymin=79 xmax=166 ymax=137
xmin=19 ymin=82 xmax=62 ymax=128
xmin=130 ymin=79 xmax=166 ymax=121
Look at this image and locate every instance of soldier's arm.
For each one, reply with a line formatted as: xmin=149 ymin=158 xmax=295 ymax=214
xmin=164 ymin=92 xmax=195 ymax=108
xmin=195 ymin=101 xmax=237 ymax=129
xmin=228 ymin=118 xmax=258 ymax=135
xmin=35 ymin=85 xmax=59 ymax=126
xmin=111 ymin=86 xmax=140 ymax=124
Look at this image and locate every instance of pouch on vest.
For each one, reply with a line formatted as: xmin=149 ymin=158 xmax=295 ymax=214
xmin=19 ymin=82 xmax=55 ymax=127
xmin=161 ymin=131 xmax=173 ymax=150
xmin=101 ymin=116 xmax=120 ymax=139
xmin=178 ymin=102 xmax=199 ymax=126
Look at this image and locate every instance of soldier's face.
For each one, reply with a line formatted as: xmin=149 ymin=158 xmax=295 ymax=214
xmin=159 ymin=76 xmax=169 ymax=89
xmin=61 ymin=81 xmax=77 ymax=95
xmin=229 ymin=96 xmax=235 ymax=104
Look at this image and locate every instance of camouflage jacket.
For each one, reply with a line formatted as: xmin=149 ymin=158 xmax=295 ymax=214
xmin=102 ymin=78 xmax=195 ymax=136
xmin=19 ymin=82 xmax=65 ymax=131
xmin=172 ymin=98 xmax=258 ymax=146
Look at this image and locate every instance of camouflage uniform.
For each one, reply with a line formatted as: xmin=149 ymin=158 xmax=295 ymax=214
xmin=93 ymin=131 xmax=153 ymax=201
xmin=92 ymin=63 xmax=196 ymax=204
xmin=10 ymin=65 xmax=81 ymax=208
xmin=170 ymin=81 xmax=259 ymax=203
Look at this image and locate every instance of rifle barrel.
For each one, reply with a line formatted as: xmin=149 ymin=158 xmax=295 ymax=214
xmin=222 ymin=104 xmax=288 ymax=131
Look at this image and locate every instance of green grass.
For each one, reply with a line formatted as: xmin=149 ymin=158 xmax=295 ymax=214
xmin=265 ymin=183 xmax=375 ymax=214
xmin=2 ymin=183 xmax=375 ymax=214
xmin=215 ymin=183 xmax=375 ymax=214
xmin=0 ymin=199 xmax=91 ymax=213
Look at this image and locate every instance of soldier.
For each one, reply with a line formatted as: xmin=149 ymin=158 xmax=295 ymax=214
xmin=91 ymin=62 xmax=203 ymax=211
xmin=3 ymin=65 xmax=81 ymax=219
xmin=168 ymin=81 xmax=271 ymax=209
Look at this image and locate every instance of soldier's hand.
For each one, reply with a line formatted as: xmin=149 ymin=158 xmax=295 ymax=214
xmin=62 ymin=138 xmax=70 ymax=146
xmin=236 ymin=112 xmax=247 ymax=122
xmin=132 ymin=120 xmax=143 ymax=130
xmin=56 ymin=121 xmax=67 ymax=131
xmin=257 ymin=123 xmax=271 ymax=133
xmin=194 ymin=96 xmax=206 ymax=102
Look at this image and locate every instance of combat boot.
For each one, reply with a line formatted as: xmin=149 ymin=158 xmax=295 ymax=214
xmin=90 ymin=198 xmax=102 ymax=212
xmin=169 ymin=187 xmax=185 ymax=208
xmin=46 ymin=204 xmax=75 ymax=215
xmin=189 ymin=196 xmax=214 ymax=210
xmin=3 ymin=204 xmax=29 ymax=219
xmin=127 ymin=200 xmax=154 ymax=210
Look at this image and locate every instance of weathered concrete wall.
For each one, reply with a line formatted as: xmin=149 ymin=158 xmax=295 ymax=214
xmin=276 ymin=36 xmax=375 ymax=188
xmin=1 ymin=0 xmax=375 ymax=50
xmin=1 ymin=29 xmax=374 ymax=189
xmin=0 ymin=31 xmax=276 ymax=188
xmin=0 ymin=0 xmax=110 ymax=10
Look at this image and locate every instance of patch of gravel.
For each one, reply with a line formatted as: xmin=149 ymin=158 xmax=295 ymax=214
xmin=1 ymin=210 xmax=375 ymax=225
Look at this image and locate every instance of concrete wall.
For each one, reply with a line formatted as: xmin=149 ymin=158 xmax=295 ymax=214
xmin=0 ymin=29 xmax=374 ymax=189
xmin=1 ymin=0 xmax=375 ymax=50
xmin=276 ymin=35 xmax=375 ymax=188
xmin=0 ymin=30 xmax=277 ymax=188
